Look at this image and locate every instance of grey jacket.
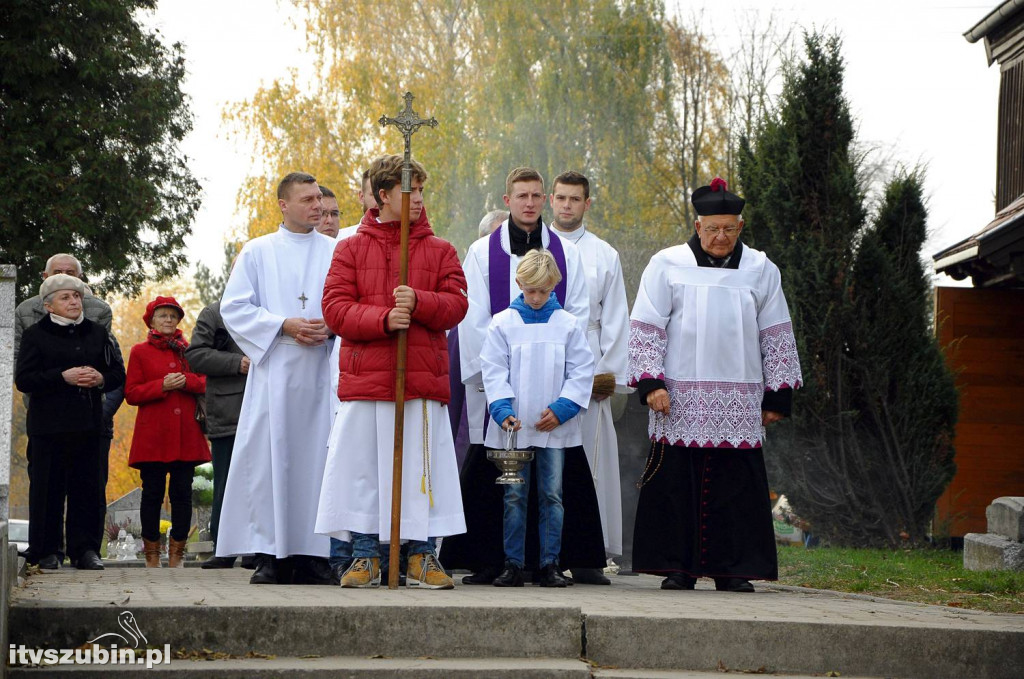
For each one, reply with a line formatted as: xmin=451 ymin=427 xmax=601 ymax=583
xmin=14 ymin=292 xmax=124 ymax=437
xmin=185 ymin=302 xmax=247 ymax=439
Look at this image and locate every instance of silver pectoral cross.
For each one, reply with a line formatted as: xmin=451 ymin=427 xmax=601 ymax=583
xmin=298 ymin=292 xmax=308 ymax=310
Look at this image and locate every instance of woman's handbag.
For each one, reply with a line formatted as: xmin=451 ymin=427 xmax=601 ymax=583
xmin=194 ymin=394 xmax=208 ymax=434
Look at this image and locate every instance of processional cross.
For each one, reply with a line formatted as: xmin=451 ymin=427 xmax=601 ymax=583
xmin=379 ymin=92 xmax=438 ymax=590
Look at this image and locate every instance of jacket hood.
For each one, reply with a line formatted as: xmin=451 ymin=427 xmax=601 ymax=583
xmin=358 ymin=205 xmax=435 ymax=240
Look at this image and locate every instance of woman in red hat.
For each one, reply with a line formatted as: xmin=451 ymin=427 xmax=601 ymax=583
xmin=125 ymin=296 xmax=210 ymax=567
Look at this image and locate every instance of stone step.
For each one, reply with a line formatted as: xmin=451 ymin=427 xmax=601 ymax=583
xmin=9 ymin=655 xmax=592 ymax=678
xmin=10 ymin=569 xmax=1024 ymax=679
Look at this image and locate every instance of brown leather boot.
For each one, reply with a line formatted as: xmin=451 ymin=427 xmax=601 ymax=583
xmin=143 ymin=539 xmax=162 ymax=568
xmin=167 ymin=538 xmax=188 ymax=568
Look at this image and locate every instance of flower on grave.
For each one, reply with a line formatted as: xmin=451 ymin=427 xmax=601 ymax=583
xmin=160 ymin=519 xmax=172 ymax=536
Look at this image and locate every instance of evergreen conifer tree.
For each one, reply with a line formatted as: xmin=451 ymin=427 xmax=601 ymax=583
xmin=738 ymin=34 xmax=957 ymax=545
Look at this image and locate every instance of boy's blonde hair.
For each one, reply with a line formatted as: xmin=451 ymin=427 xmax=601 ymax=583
xmin=516 ymin=249 xmax=562 ymax=290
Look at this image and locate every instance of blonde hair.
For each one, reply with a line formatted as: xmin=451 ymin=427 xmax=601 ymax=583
xmin=516 ymin=249 xmax=561 ymax=290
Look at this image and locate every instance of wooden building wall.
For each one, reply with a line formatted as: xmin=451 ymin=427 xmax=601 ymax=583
xmin=997 ymin=61 xmax=1024 ymax=211
xmin=934 ymin=287 xmax=1024 ymax=536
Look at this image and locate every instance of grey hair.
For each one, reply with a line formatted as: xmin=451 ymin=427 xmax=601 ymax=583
xmin=478 ymin=210 xmax=508 ymax=238
xmin=42 ymin=292 xmax=57 ymax=305
xmin=44 ymin=253 xmax=83 ymax=275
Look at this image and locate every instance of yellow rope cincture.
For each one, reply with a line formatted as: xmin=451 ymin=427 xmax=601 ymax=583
xmin=421 ymin=400 xmax=433 ymax=507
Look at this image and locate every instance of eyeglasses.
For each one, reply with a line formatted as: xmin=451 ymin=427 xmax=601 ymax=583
xmin=322 ymin=210 xmax=341 ymax=218
xmin=703 ymin=226 xmax=740 ymax=236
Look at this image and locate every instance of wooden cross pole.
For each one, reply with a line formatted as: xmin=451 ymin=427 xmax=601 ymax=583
xmin=379 ymin=92 xmax=438 ymax=589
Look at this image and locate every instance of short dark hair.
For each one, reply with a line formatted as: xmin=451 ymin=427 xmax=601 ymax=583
xmin=552 ymin=171 xmax=590 ymax=200
xmin=505 ymin=167 xmax=545 ymax=197
xmin=277 ymin=172 xmax=317 ymax=200
xmin=368 ymin=155 xmax=427 ymax=207
xmin=319 ymin=185 xmax=336 ymax=199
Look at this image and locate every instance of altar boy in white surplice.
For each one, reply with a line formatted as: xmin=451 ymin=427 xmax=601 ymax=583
xmin=481 ymin=249 xmax=594 ymax=588
xmin=315 ymin=155 xmax=468 ymax=590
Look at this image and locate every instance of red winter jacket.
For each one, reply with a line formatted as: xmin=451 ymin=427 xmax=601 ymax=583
xmin=125 ymin=341 xmax=211 ymax=467
xmin=323 ymin=207 xmax=468 ymax=404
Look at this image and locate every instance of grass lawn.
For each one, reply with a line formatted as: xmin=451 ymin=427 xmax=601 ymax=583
xmin=775 ymin=544 xmax=1024 ymax=615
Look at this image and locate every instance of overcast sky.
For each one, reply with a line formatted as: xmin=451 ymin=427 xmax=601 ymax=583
xmin=148 ymin=0 xmax=1001 ymax=284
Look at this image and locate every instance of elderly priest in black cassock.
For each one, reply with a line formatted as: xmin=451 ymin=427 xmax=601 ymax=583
xmin=627 ymin=178 xmax=802 ymax=592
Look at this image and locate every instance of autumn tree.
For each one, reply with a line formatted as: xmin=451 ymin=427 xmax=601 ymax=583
xmin=0 ymin=0 xmax=201 ymax=302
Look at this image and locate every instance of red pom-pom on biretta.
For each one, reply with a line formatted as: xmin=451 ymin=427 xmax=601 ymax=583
xmin=709 ymin=177 xmax=728 ymax=192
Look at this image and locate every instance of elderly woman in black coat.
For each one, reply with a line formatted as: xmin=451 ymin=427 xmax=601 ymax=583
xmin=15 ymin=274 xmax=125 ymax=570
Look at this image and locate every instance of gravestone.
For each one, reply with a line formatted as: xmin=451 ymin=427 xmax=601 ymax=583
xmin=964 ymin=496 xmax=1024 ymax=571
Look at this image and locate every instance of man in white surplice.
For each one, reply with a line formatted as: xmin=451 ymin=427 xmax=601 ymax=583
xmin=549 ymin=172 xmax=630 ymax=583
xmin=216 ymin=172 xmax=337 ymax=586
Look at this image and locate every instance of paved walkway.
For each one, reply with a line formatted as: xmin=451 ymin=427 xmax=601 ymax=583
xmin=13 ymin=565 xmax=1023 ymax=631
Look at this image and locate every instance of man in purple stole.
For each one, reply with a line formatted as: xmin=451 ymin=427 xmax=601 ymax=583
xmin=440 ymin=167 xmax=606 ymax=584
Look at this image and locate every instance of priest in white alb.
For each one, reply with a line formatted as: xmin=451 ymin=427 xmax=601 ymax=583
xmin=216 ymin=172 xmax=337 ymax=586
xmin=628 ymin=178 xmax=803 ymax=593
xmin=548 ymin=171 xmax=631 ymax=585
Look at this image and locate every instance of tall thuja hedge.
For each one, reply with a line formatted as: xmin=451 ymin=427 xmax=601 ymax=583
xmin=847 ymin=172 xmax=958 ymax=544
xmin=739 ymin=33 xmax=958 ymax=545
xmin=738 ymin=32 xmax=865 ymax=541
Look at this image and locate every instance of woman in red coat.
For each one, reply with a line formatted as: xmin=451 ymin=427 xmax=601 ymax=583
xmin=125 ymin=296 xmax=210 ymax=568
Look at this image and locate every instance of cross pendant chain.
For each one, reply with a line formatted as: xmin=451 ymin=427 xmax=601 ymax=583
xmin=298 ymin=292 xmax=308 ymax=310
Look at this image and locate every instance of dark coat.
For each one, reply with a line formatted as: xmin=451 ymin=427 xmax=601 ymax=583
xmin=184 ymin=302 xmax=247 ymax=439
xmin=322 ymin=207 xmax=468 ymax=404
xmin=15 ymin=316 xmax=125 ymax=436
xmin=124 ymin=340 xmax=211 ymax=467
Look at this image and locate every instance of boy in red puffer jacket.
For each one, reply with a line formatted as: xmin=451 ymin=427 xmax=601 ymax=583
xmin=315 ymin=154 xmax=469 ymax=588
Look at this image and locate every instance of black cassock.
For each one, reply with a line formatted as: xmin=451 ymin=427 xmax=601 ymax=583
xmin=630 ymin=437 xmax=778 ymax=581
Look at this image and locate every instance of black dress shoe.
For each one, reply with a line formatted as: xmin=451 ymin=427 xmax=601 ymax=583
xmin=201 ymin=556 xmax=237 ymax=569
xmin=240 ymin=555 xmax=258 ymax=569
xmin=329 ymin=560 xmax=352 ymax=586
xmin=249 ymin=554 xmax=279 ymax=584
xmin=661 ymin=573 xmax=697 ymax=590
xmin=493 ymin=561 xmax=524 ymax=587
xmin=571 ymin=567 xmax=611 ymax=585
xmin=37 ymin=554 xmax=61 ymax=570
xmin=715 ymin=577 xmax=755 ymax=592
xmin=461 ymin=566 xmax=499 ymax=585
xmin=537 ymin=563 xmax=569 ymax=588
xmin=291 ymin=556 xmax=333 ymax=585
xmin=75 ymin=551 xmax=105 ymax=571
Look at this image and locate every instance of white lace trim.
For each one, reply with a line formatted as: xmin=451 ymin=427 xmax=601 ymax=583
xmin=627 ymin=320 xmax=667 ymax=385
xmin=648 ymin=378 xmax=765 ymax=448
xmin=759 ymin=321 xmax=803 ymax=391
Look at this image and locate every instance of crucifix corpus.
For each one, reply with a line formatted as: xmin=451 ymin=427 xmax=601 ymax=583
xmin=379 ymin=91 xmax=438 ymax=590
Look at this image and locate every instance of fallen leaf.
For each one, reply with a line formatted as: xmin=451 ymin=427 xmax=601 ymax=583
xmin=109 ymin=595 xmax=130 ymax=605
xmin=193 ymin=598 xmax=206 ymax=606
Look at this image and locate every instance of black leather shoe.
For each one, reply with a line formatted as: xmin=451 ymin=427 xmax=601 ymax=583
xmin=291 ymin=556 xmax=333 ymax=585
xmin=661 ymin=573 xmax=697 ymax=590
xmin=329 ymin=560 xmax=351 ymax=586
xmin=37 ymin=554 xmax=61 ymax=570
xmin=715 ymin=577 xmax=755 ymax=592
xmin=201 ymin=556 xmax=236 ymax=569
xmin=537 ymin=563 xmax=569 ymax=587
xmin=462 ymin=566 xmax=499 ymax=585
xmin=571 ymin=567 xmax=611 ymax=585
xmin=240 ymin=555 xmax=258 ymax=569
xmin=249 ymin=554 xmax=279 ymax=584
xmin=493 ymin=561 xmax=524 ymax=587
xmin=75 ymin=550 xmax=105 ymax=570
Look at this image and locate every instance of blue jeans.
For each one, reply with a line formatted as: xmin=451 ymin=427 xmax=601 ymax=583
xmin=503 ymin=447 xmax=565 ymax=568
xmin=329 ymin=537 xmax=352 ymax=570
xmin=351 ymin=533 xmax=437 ymax=571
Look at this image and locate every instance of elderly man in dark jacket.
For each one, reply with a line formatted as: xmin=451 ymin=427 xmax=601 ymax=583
xmin=15 ymin=274 xmax=126 ymax=570
xmin=186 ymin=300 xmax=250 ymax=568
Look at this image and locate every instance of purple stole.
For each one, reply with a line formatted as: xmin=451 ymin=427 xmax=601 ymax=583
xmin=487 ymin=224 xmax=568 ymax=315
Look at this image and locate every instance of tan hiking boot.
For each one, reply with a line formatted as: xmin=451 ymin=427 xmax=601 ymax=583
xmin=406 ymin=553 xmax=454 ymax=589
xmin=340 ymin=557 xmax=381 ymax=588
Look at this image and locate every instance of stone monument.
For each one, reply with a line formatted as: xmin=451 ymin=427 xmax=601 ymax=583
xmin=964 ymin=496 xmax=1024 ymax=571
